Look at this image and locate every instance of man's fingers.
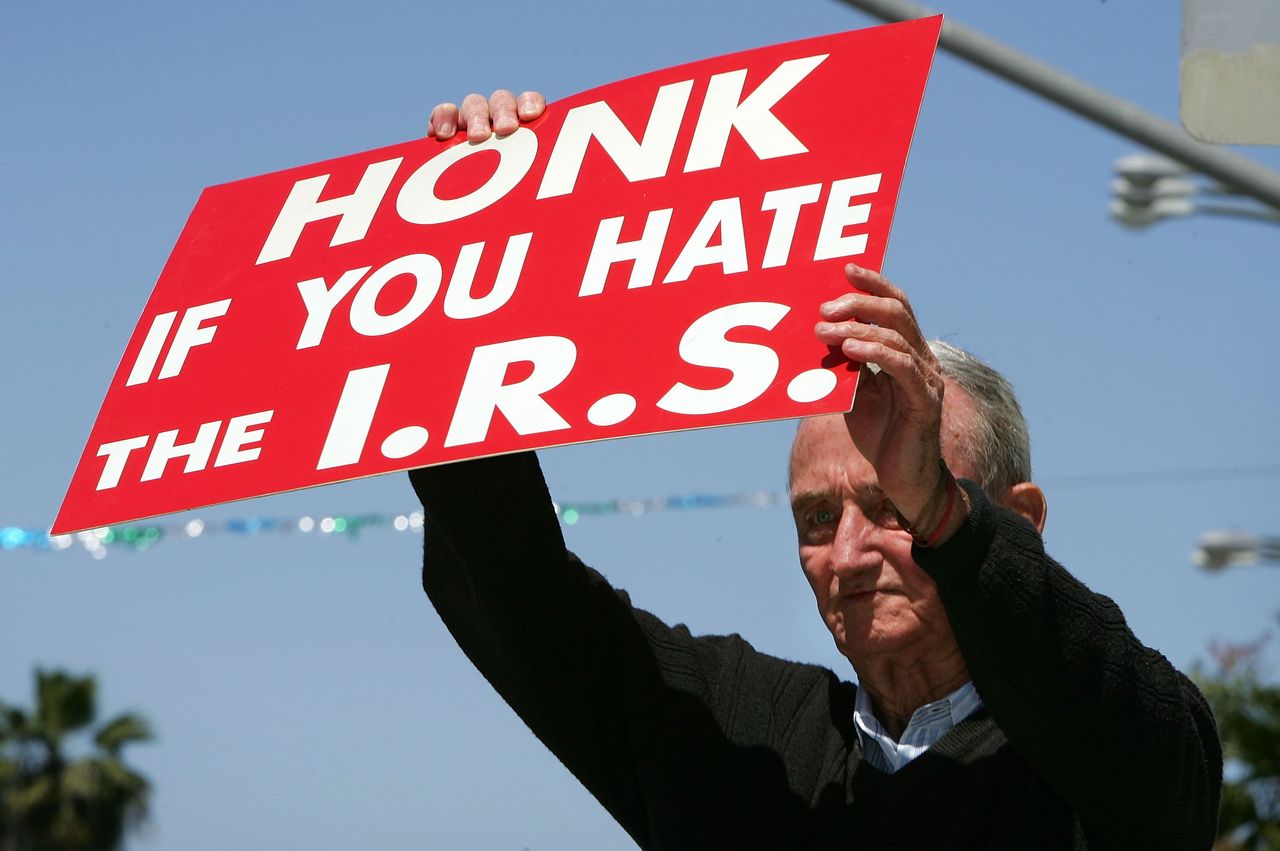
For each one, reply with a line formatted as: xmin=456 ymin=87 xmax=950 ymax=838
xmin=838 ymin=337 xmax=913 ymax=378
xmin=824 ymin=265 xmax=917 ymax=323
xmin=838 ymin=337 xmax=943 ymax=421
xmin=489 ymin=89 xmax=519 ymax=136
xmin=431 ymin=91 xmax=545 ymax=143
xmin=815 ymin=263 xmax=943 ymax=420
xmin=815 ymin=320 xmax=938 ymax=401
xmin=846 ymin=263 xmax=922 ymax=326
xmin=517 ymin=91 xmax=546 ymax=121
xmin=819 ymin=293 xmax=931 ymax=356
xmin=814 ymin=319 xmax=909 ymax=352
xmin=461 ymin=92 xmax=493 ymax=142
xmin=843 ymin=263 xmax=910 ymax=306
xmin=820 ymin=264 xmax=930 ymax=356
xmin=428 ymin=103 xmax=460 ymax=139
xmin=819 ymin=293 xmax=910 ymax=328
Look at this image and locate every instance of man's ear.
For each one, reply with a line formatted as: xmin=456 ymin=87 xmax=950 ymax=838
xmin=1003 ymin=482 xmax=1047 ymax=533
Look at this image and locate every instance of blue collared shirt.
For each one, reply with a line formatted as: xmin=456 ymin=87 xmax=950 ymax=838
xmin=853 ymin=681 xmax=984 ymax=774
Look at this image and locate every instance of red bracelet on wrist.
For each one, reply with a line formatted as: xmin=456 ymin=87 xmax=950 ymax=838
xmin=920 ymin=473 xmax=958 ymax=548
xmin=892 ymin=460 xmax=961 ymax=548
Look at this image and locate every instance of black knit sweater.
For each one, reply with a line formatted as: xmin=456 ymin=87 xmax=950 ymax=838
xmin=411 ymin=453 xmax=1221 ymax=850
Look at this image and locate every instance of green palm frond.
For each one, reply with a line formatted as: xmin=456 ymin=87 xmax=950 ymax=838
xmin=34 ymin=670 xmax=96 ymax=740
xmin=7 ymin=772 xmax=55 ymax=817
xmin=1196 ymin=634 xmax=1280 ymax=851
xmin=1 ymin=670 xmax=153 ymax=851
xmin=94 ymin=713 xmax=153 ymax=757
xmin=1 ymin=705 xmax=32 ymax=743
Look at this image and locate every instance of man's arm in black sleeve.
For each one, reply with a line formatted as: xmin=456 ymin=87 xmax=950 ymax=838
xmin=410 ymin=452 xmax=837 ymax=846
xmin=916 ymin=481 xmax=1223 ymax=850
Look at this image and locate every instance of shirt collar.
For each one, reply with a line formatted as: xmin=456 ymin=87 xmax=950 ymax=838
xmin=853 ymin=681 xmax=984 ymax=772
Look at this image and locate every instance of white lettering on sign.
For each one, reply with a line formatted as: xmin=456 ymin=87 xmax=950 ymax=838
xmin=94 ymin=410 xmax=275 ymax=489
xmin=317 ymin=364 xmax=390 ymax=470
xmin=579 ymin=209 xmax=674 ymax=297
xmin=214 ymin=410 xmax=275 ymax=467
xmin=443 ymin=232 xmax=533 ymax=320
xmin=663 ymin=197 xmax=748 ymax=283
xmin=814 ymin=173 xmax=882 ymax=261
xmin=256 ymin=158 xmax=403 ymax=265
xmin=348 ymin=254 xmax=443 ymax=337
xmin=159 ymin=300 xmax=232 ymax=380
xmin=577 ymin=174 xmax=879 ymax=296
xmin=256 ymin=56 xmax=826 ymax=264
xmin=95 ymin=436 xmax=150 ymax=490
xmin=761 ymin=183 xmax=823 ymax=268
xmin=125 ymin=299 xmax=232 ymax=385
xmin=444 ymin=336 xmax=577 ymax=447
xmin=294 ymin=235 xmax=534 ymax=349
xmin=537 ymin=80 xmax=695 ymax=199
xmin=140 ymin=421 xmax=222 ymax=482
xmin=684 ymin=54 xmax=828 ymax=173
xmin=296 ymin=267 xmax=372 ymax=349
xmin=125 ymin=311 xmax=178 ymax=386
xmin=657 ymin=301 xmax=790 ymax=415
xmin=396 ymin=128 xmax=538 ymax=225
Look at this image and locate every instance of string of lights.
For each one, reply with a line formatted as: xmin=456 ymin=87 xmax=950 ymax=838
xmin=1 ymin=490 xmax=784 ymax=559
xmin=5 ymin=461 xmax=1277 ymax=559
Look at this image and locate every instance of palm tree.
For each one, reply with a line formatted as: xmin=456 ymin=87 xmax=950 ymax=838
xmin=0 ymin=670 xmax=152 ymax=851
xmin=1196 ymin=632 xmax=1280 ymax=851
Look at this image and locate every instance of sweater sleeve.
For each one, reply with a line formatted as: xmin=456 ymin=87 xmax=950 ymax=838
xmin=409 ymin=452 xmax=837 ymax=846
xmin=915 ymin=480 xmax=1223 ymax=850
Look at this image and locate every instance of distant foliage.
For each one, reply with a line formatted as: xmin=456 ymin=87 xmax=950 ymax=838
xmin=0 ymin=670 xmax=152 ymax=851
xmin=1196 ymin=628 xmax=1280 ymax=851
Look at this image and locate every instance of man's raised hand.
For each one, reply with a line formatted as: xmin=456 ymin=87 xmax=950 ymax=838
xmin=814 ymin=263 xmax=948 ymax=525
xmin=428 ymin=90 xmax=546 ymax=143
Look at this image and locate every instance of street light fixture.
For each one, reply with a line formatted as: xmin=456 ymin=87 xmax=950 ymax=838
xmin=1192 ymin=530 xmax=1280 ymax=571
xmin=1112 ymin=152 xmax=1280 ymax=228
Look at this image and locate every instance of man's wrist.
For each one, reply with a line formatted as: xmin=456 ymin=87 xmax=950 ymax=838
xmin=926 ymin=476 xmax=971 ymax=547
xmin=893 ymin=460 xmax=970 ymax=548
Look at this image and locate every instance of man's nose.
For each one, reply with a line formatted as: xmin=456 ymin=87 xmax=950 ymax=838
xmin=830 ymin=510 xmax=883 ymax=577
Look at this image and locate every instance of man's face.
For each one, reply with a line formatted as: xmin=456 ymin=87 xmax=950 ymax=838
xmin=788 ymin=382 xmax=981 ymax=669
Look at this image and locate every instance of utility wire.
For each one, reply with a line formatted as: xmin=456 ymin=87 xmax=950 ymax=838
xmin=1042 ymin=463 xmax=1280 ymax=490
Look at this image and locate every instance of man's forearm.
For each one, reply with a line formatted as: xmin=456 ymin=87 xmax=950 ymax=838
xmin=916 ymin=481 xmax=1222 ymax=849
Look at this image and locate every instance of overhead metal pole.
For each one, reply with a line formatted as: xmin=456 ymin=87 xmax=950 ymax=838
xmin=836 ymin=0 xmax=1280 ymax=212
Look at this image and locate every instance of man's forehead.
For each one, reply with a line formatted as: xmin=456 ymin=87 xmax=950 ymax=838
xmin=789 ymin=416 xmax=876 ymax=490
xmin=791 ymin=414 xmax=856 ymax=457
xmin=790 ymin=382 xmax=982 ymax=486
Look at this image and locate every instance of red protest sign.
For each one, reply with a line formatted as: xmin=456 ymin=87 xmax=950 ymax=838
xmin=53 ymin=17 xmax=941 ymax=535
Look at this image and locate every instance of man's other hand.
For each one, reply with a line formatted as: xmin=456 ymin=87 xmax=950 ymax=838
xmin=428 ymin=91 xmax=547 ymax=143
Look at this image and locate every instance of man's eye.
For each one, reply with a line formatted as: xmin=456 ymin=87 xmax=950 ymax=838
xmin=809 ymin=507 xmax=836 ymax=526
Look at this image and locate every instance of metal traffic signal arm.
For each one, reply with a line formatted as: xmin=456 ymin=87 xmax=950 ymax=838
xmin=836 ymin=0 xmax=1280 ymax=217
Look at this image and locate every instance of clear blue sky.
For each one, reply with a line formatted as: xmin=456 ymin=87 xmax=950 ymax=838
xmin=3 ymin=2 xmax=1278 ymax=849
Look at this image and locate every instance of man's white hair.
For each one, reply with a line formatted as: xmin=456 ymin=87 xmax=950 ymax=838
xmin=929 ymin=340 xmax=1032 ymax=496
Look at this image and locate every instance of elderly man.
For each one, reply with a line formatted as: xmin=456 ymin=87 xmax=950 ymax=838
xmin=410 ymin=93 xmax=1222 ymax=849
